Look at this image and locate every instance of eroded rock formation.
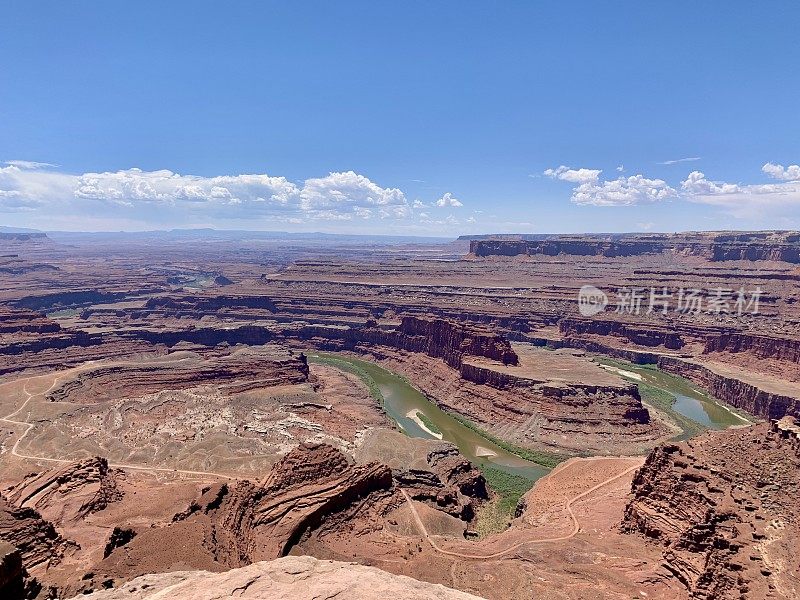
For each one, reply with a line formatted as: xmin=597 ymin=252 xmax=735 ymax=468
xmin=4 ymin=457 xmax=124 ymax=521
xmin=623 ymin=419 xmax=800 ymax=599
xmin=394 ymin=443 xmax=487 ymax=520
xmin=95 ymin=443 xmax=395 ymax=582
xmin=0 ymin=495 xmax=77 ymax=572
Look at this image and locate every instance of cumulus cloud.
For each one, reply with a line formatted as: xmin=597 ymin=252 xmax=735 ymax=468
xmin=435 ymin=192 xmax=463 ymax=208
xmin=544 ymin=165 xmax=601 ymax=183
xmin=570 ymin=174 xmax=677 ymax=206
xmin=0 ymin=163 xmax=422 ymax=224
xmin=545 ymin=164 xmax=676 ymax=206
xmin=762 ymin=162 xmax=800 ymax=181
xmin=72 ymin=169 xmax=301 ymax=211
xmin=300 ymin=171 xmax=408 ymax=219
xmin=682 ymin=169 xmax=800 ymax=217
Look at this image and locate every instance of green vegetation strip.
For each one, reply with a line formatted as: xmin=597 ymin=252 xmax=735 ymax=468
xmin=480 ymin=464 xmax=533 ymax=516
xmin=472 ymin=464 xmax=535 ymax=537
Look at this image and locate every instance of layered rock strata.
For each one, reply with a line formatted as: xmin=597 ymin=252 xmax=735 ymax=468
xmin=623 ymin=419 xmax=800 ymax=599
xmin=469 ymin=231 xmax=800 ymax=263
xmin=95 ymin=443 xmax=395 ymax=583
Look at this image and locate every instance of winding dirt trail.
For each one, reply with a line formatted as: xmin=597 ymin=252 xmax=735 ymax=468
xmin=0 ymin=366 xmax=245 ymax=480
xmin=401 ymin=457 xmax=642 ymax=560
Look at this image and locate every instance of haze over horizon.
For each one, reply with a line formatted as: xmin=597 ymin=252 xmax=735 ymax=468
xmin=2 ymin=2 xmax=799 ymax=235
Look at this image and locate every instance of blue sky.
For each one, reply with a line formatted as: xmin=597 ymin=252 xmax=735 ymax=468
xmin=1 ymin=1 xmax=799 ymax=235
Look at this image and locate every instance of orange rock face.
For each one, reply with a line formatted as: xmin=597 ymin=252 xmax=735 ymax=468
xmin=623 ymin=418 xmax=800 ymax=599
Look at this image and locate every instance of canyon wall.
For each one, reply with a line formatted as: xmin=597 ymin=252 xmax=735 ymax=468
xmin=703 ymin=332 xmax=800 ymax=364
xmin=623 ymin=420 xmax=800 ymax=599
xmin=287 ymin=316 xmax=519 ymax=375
xmin=469 ymin=231 xmax=800 ymax=263
xmin=559 ymin=317 xmax=686 ymax=349
xmin=658 ymin=356 xmax=800 ymax=420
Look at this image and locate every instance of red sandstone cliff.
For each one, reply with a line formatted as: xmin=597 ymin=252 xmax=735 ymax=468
xmin=469 ymin=232 xmax=800 ymax=263
xmin=622 ymin=420 xmax=800 ymax=599
xmin=658 ymin=357 xmax=800 ymax=420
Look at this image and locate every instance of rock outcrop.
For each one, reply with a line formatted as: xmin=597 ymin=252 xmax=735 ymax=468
xmin=394 ymin=443 xmax=487 ymax=520
xmin=4 ymin=457 xmax=124 ymax=520
xmin=0 ymin=542 xmax=24 ymax=600
xmin=66 ymin=555 xmax=486 ymax=600
xmin=96 ymin=443 xmax=394 ymax=582
xmin=623 ymin=419 xmax=800 ymax=599
xmin=0 ymin=495 xmax=77 ymax=571
xmin=469 ymin=231 xmax=800 ymax=263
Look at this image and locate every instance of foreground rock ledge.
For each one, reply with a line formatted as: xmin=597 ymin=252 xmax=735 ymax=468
xmin=68 ymin=555 xmax=485 ymax=600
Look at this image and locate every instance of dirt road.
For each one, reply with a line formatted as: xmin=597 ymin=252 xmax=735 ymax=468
xmin=401 ymin=457 xmax=642 ymax=560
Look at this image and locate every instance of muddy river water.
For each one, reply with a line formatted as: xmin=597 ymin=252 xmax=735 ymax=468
xmin=310 ymin=353 xmax=749 ymax=483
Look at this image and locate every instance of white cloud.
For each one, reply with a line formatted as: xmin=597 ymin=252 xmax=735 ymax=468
xmin=300 ymin=171 xmax=407 ymax=215
xmin=544 ymin=165 xmax=601 ymax=183
xmin=682 ymin=170 xmax=800 ymax=218
xmin=4 ymin=160 xmax=59 ymax=169
xmin=435 ymin=192 xmax=463 ymax=207
xmin=762 ymin=162 xmax=800 ymax=181
xmin=571 ymin=174 xmax=677 ymax=206
xmin=658 ymin=156 xmax=701 ymax=165
xmin=616 ymin=164 xmax=625 ymax=172
xmin=71 ymin=168 xmax=301 ymax=211
xmin=0 ymin=163 xmax=419 ymax=224
xmin=681 ymin=171 xmax=741 ymax=195
xmin=412 ymin=199 xmax=426 ymax=208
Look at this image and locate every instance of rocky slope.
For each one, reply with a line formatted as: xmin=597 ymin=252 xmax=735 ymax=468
xmin=4 ymin=457 xmax=124 ymax=522
xmin=622 ymin=418 xmax=800 ymax=599
xmin=66 ymin=555 xmax=486 ymax=600
xmin=90 ymin=443 xmax=395 ymax=586
xmin=0 ymin=542 xmax=24 ymax=599
xmin=0 ymin=496 xmax=77 ymax=574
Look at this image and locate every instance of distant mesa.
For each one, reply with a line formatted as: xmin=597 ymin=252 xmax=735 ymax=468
xmin=465 ymin=231 xmax=800 ymax=263
xmin=0 ymin=231 xmax=49 ymax=242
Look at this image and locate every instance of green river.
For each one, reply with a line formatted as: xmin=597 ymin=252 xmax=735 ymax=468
xmin=309 ymin=353 xmax=752 ymax=483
